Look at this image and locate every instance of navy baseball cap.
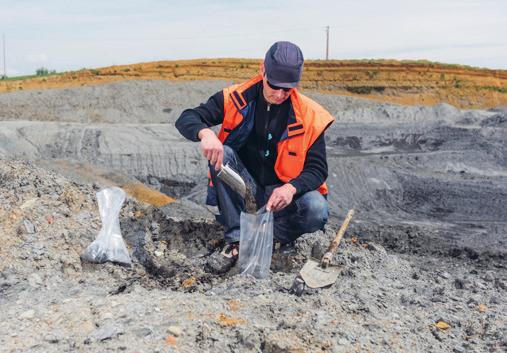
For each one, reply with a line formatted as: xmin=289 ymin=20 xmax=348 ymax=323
xmin=264 ymin=41 xmax=304 ymax=88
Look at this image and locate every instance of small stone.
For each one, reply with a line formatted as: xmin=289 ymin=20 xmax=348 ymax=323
xmin=20 ymin=309 xmax=35 ymax=319
xmin=28 ymin=274 xmax=43 ymax=287
xmin=134 ymin=327 xmax=152 ymax=337
xmin=474 ymin=281 xmax=486 ymax=290
xmin=148 ymin=177 xmax=161 ymax=188
xmin=435 ymin=321 xmax=450 ymax=330
xmin=23 ymin=219 xmax=36 ymax=234
xmin=490 ymin=296 xmax=500 ymax=304
xmin=439 ymin=271 xmax=451 ymax=279
xmin=454 ymin=278 xmax=466 ymax=289
xmin=87 ymin=324 xmax=124 ymax=342
xmin=494 ymin=279 xmax=506 ymax=290
xmin=311 ymin=241 xmax=325 ymax=259
xmin=349 ymin=253 xmax=361 ymax=263
xmin=465 ymin=325 xmax=477 ymax=336
xmin=483 ymin=273 xmax=494 ymax=282
xmin=101 ymin=312 xmax=113 ymax=320
xmin=453 ymin=345 xmax=466 ymax=353
xmin=238 ymin=330 xmax=260 ymax=349
xmin=167 ymin=326 xmax=183 ymax=337
xmin=400 ymin=294 xmax=409 ymax=304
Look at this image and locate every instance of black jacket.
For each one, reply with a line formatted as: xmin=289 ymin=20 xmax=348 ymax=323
xmin=175 ymin=83 xmax=328 ymax=197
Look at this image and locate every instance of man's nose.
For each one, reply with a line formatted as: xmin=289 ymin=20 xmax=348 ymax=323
xmin=274 ymin=90 xmax=284 ymax=99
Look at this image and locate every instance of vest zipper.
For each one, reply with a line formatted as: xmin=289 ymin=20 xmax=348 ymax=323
xmin=261 ymin=102 xmax=271 ymax=184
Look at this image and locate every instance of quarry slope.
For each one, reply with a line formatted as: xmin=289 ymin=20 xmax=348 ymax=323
xmin=0 ymin=80 xmax=505 ymax=353
xmin=0 ymin=80 xmax=505 ymax=255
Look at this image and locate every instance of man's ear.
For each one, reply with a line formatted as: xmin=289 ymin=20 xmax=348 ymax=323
xmin=259 ymin=63 xmax=265 ymax=76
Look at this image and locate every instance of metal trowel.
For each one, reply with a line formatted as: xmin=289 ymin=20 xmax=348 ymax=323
xmin=291 ymin=209 xmax=354 ymax=295
xmin=217 ymin=163 xmax=246 ymax=198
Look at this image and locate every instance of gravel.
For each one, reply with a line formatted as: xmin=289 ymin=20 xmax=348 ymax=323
xmin=0 ymin=80 xmax=505 ymax=352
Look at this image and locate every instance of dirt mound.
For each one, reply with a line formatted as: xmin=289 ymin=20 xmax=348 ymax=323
xmin=1 ymin=59 xmax=506 ymax=109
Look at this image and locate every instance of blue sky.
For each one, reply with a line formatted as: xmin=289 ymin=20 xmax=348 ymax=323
xmin=1 ymin=0 xmax=506 ymax=76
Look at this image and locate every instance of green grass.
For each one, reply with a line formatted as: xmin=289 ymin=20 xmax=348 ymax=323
xmin=346 ymin=58 xmax=490 ymax=70
xmin=1 ymin=74 xmax=39 ymax=81
xmin=480 ymin=85 xmax=507 ymax=93
xmin=0 ymin=72 xmax=65 ymax=82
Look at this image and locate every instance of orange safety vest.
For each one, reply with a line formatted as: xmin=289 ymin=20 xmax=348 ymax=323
xmin=217 ymin=74 xmax=335 ymax=195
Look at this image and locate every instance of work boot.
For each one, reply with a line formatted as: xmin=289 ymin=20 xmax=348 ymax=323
xmin=205 ymin=242 xmax=239 ymax=274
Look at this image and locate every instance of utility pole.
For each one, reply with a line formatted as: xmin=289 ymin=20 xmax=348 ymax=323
xmin=325 ymin=26 xmax=329 ymax=60
xmin=2 ymin=34 xmax=5 ymax=79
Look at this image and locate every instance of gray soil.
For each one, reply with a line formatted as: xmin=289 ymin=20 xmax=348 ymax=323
xmin=0 ymin=80 xmax=505 ymax=352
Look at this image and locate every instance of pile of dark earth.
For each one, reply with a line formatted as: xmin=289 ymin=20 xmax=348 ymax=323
xmin=0 ymin=80 xmax=506 ymax=352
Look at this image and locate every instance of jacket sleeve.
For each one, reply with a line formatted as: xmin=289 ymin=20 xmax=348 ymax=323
xmin=175 ymin=91 xmax=225 ymax=141
xmin=288 ymin=132 xmax=328 ymax=197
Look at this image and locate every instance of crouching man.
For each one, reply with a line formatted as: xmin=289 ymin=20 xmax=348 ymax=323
xmin=175 ymin=41 xmax=335 ymax=274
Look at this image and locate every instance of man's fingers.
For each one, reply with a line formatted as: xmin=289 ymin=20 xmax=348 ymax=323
xmin=210 ymin=149 xmax=219 ymax=167
xmin=204 ymin=148 xmax=212 ymax=161
xmin=277 ymin=201 xmax=288 ymax=211
xmin=215 ymin=151 xmax=223 ymax=171
xmin=266 ymin=196 xmax=275 ymax=212
xmin=271 ymin=197 xmax=283 ymax=212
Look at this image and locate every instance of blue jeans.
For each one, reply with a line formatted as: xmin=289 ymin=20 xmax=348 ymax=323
xmin=209 ymin=146 xmax=329 ymax=244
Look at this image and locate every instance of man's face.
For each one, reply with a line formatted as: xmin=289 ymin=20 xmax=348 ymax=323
xmin=261 ymin=74 xmax=294 ymax=105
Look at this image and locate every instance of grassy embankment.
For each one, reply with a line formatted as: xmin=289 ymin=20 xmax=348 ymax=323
xmin=1 ymin=59 xmax=506 ymax=109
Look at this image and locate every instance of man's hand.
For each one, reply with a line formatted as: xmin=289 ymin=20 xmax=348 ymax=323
xmin=267 ymin=183 xmax=297 ymax=212
xmin=198 ymin=128 xmax=223 ymax=171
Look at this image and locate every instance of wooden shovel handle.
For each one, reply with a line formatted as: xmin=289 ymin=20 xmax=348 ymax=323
xmin=321 ymin=209 xmax=354 ymax=267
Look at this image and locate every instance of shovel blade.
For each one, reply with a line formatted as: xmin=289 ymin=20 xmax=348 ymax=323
xmin=300 ymin=258 xmax=341 ymax=288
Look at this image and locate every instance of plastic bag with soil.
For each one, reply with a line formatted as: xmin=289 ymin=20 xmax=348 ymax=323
xmin=81 ymin=187 xmax=132 ymax=266
xmin=238 ymin=206 xmax=273 ymax=279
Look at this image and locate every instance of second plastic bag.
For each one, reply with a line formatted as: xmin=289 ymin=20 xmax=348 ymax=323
xmin=238 ymin=206 xmax=273 ymax=279
xmin=80 ymin=187 xmax=132 ymax=266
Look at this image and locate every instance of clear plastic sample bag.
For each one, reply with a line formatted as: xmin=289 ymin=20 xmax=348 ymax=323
xmin=81 ymin=187 xmax=132 ymax=266
xmin=238 ymin=207 xmax=273 ymax=279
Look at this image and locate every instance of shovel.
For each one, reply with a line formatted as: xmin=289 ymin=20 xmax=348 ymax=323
xmin=217 ymin=163 xmax=246 ymax=198
xmin=291 ymin=209 xmax=354 ymax=294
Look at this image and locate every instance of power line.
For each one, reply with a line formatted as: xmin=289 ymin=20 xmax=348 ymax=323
xmin=2 ymin=34 xmax=5 ymax=78
xmin=325 ymin=26 xmax=329 ymax=60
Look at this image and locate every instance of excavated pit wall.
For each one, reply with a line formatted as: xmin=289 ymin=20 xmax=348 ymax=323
xmin=0 ymin=80 xmax=505 ymax=259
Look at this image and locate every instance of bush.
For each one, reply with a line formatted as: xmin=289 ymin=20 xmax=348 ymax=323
xmin=36 ymin=67 xmax=49 ymax=76
xmin=35 ymin=68 xmax=57 ymax=76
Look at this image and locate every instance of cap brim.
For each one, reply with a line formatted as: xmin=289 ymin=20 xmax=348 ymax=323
xmin=266 ymin=77 xmax=298 ymax=88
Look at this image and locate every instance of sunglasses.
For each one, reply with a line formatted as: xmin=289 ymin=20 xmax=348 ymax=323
xmin=266 ymin=79 xmax=292 ymax=92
